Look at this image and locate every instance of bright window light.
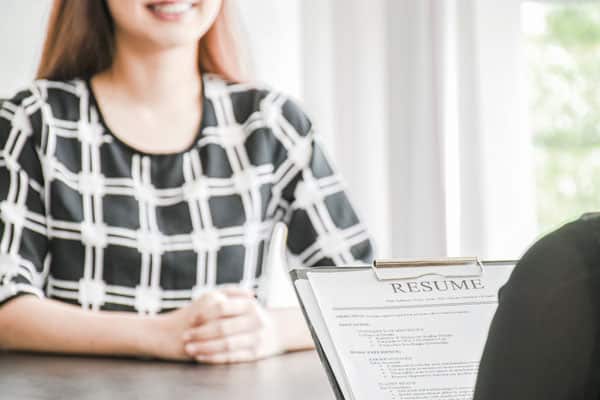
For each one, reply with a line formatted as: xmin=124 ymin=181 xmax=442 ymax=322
xmin=522 ymin=1 xmax=600 ymax=235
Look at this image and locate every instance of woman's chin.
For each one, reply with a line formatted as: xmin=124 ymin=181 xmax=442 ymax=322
xmin=122 ymin=25 xmax=209 ymax=52
xmin=146 ymin=31 xmax=205 ymax=49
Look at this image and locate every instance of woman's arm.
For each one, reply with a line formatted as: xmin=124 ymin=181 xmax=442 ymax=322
xmin=265 ymin=95 xmax=374 ymax=267
xmin=0 ymin=295 xmax=192 ymax=360
xmin=0 ymin=287 xmax=307 ymax=362
xmin=0 ymin=96 xmax=191 ymax=360
xmin=0 ymin=291 xmax=242 ymax=361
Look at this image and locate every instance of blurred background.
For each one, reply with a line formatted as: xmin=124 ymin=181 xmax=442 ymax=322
xmin=1 ymin=0 xmax=597 ymax=260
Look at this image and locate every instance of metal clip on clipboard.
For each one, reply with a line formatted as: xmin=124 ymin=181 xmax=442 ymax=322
xmin=372 ymin=257 xmax=484 ymax=281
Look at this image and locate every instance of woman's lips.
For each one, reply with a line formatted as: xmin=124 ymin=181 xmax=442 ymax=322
xmin=146 ymin=1 xmax=197 ymax=21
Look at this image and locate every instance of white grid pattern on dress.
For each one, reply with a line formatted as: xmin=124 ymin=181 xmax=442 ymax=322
xmin=0 ymin=75 xmax=373 ymax=314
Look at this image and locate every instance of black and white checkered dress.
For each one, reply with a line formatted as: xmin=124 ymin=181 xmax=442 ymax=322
xmin=0 ymin=74 xmax=373 ymax=314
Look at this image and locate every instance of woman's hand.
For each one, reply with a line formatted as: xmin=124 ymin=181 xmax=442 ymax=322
xmin=180 ymin=288 xmax=285 ymax=364
xmin=151 ymin=286 xmax=313 ymax=363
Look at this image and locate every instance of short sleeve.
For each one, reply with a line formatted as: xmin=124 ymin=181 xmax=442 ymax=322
xmin=267 ymin=96 xmax=374 ymax=267
xmin=0 ymin=93 xmax=49 ymax=306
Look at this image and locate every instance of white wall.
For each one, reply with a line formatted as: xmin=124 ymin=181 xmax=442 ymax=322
xmin=0 ymin=0 xmax=50 ymax=98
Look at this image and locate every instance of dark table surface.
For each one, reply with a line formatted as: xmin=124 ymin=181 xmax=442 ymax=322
xmin=0 ymin=350 xmax=335 ymax=399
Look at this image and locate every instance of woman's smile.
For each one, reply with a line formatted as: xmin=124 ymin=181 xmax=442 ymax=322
xmin=146 ymin=1 xmax=199 ymax=21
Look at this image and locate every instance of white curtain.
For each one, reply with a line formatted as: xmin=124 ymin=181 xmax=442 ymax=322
xmin=298 ymin=0 xmax=537 ymax=259
xmin=301 ymin=0 xmax=392 ymax=256
xmin=455 ymin=0 xmax=537 ymax=259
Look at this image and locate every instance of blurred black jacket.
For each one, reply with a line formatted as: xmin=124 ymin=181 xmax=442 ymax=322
xmin=474 ymin=214 xmax=600 ymax=400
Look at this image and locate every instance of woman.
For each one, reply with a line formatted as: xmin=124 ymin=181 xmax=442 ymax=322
xmin=474 ymin=213 xmax=600 ymax=399
xmin=0 ymin=0 xmax=373 ymax=364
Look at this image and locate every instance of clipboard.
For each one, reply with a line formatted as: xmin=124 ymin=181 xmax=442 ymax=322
xmin=290 ymin=258 xmax=516 ymax=400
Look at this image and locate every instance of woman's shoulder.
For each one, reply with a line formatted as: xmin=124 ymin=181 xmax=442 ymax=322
xmin=1 ymin=79 xmax=85 ymax=150
xmin=3 ymin=79 xmax=86 ymax=120
xmin=5 ymin=79 xmax=84 ymax=103
xmin=202 ymin=73 xmax=312 ymax=137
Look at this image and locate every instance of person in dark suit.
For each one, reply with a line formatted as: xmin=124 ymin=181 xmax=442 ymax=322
xmin=474 ymin=213 xmax=600 ymax=399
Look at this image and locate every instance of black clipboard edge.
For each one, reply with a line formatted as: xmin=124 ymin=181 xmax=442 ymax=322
xmin=290 ymin=268 xmax=366 ymax=400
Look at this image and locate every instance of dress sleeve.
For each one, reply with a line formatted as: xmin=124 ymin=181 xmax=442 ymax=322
xmin=0 ymin=94 xmax=49 ymax=306
xmin=473 ymin=217 xmax=600 ymax=400
xmin=267 ymin=96 xmax=374 ymax=267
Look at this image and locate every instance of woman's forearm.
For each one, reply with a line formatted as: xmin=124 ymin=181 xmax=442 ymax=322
xmin=0 ymin=295 xmax=170 ymax=358
xmin=0 ymin=296 xmax=315 ymax=361
xmin=270 ymin=307 xmax=315 ymax=352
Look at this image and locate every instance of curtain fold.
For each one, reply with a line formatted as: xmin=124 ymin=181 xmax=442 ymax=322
xmin=300 ymin=0 xmax=537 ymax=259
xmin=456 ymin=0 xmax=537 ymax=258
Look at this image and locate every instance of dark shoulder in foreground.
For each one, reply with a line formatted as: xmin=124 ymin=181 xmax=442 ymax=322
xmin=474 ymin=214 xmax=600 ymax=400
xmin=502 ymin=214 xmax=600 ymax=298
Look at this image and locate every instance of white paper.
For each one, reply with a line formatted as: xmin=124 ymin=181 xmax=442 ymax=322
xmin=307 ymin=265 xmax=514 ymax=400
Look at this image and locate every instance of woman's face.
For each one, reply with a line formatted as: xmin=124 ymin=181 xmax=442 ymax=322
xmin=106 ymin=0 xmax=223 ymax=49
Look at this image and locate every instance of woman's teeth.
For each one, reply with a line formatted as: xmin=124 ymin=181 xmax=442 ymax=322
xmin=149 ymin=2 xmax=194 ymax=15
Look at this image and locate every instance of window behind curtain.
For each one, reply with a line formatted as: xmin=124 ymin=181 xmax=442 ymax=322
xmin=523 ymin=1 xmax=600 ymax=235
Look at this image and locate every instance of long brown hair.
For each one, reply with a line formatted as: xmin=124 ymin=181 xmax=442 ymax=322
xmin=37 ymin=0 xmax=250 ymax=82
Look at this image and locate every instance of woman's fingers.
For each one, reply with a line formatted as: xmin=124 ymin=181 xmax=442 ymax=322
xmin=179 ymin=287 xmax=274 ymax=364
xmin=217 ymin=285 xmax=255 ymax=299
xmin=191 ymin=295 xmax=255 ymax=325
xmin=194 ymin=350 xmax=258 ymax=365
xmin=184 ymin=332 xmax=258 ymax=356
xmin=183 ymin=314 xmax=259 ymax=342
xmin=188 ymin=287 xmax=256 ymax=325
xmin=179 ymin=297 xmax=285 ymax=364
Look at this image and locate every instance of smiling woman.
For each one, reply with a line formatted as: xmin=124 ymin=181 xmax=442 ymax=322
xmin=0 ymin=0 xmax=373 ymax=364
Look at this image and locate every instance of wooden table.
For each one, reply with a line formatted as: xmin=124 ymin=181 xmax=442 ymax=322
xmin=0 ymin=351 xmax=334 ymax=399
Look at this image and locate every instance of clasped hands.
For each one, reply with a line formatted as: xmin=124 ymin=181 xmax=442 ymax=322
xmin=156 ymin=286 xmax=285 ymax=364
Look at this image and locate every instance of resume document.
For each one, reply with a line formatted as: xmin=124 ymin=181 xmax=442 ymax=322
xmin=301 ymin=265 xmax=513 ymax=400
